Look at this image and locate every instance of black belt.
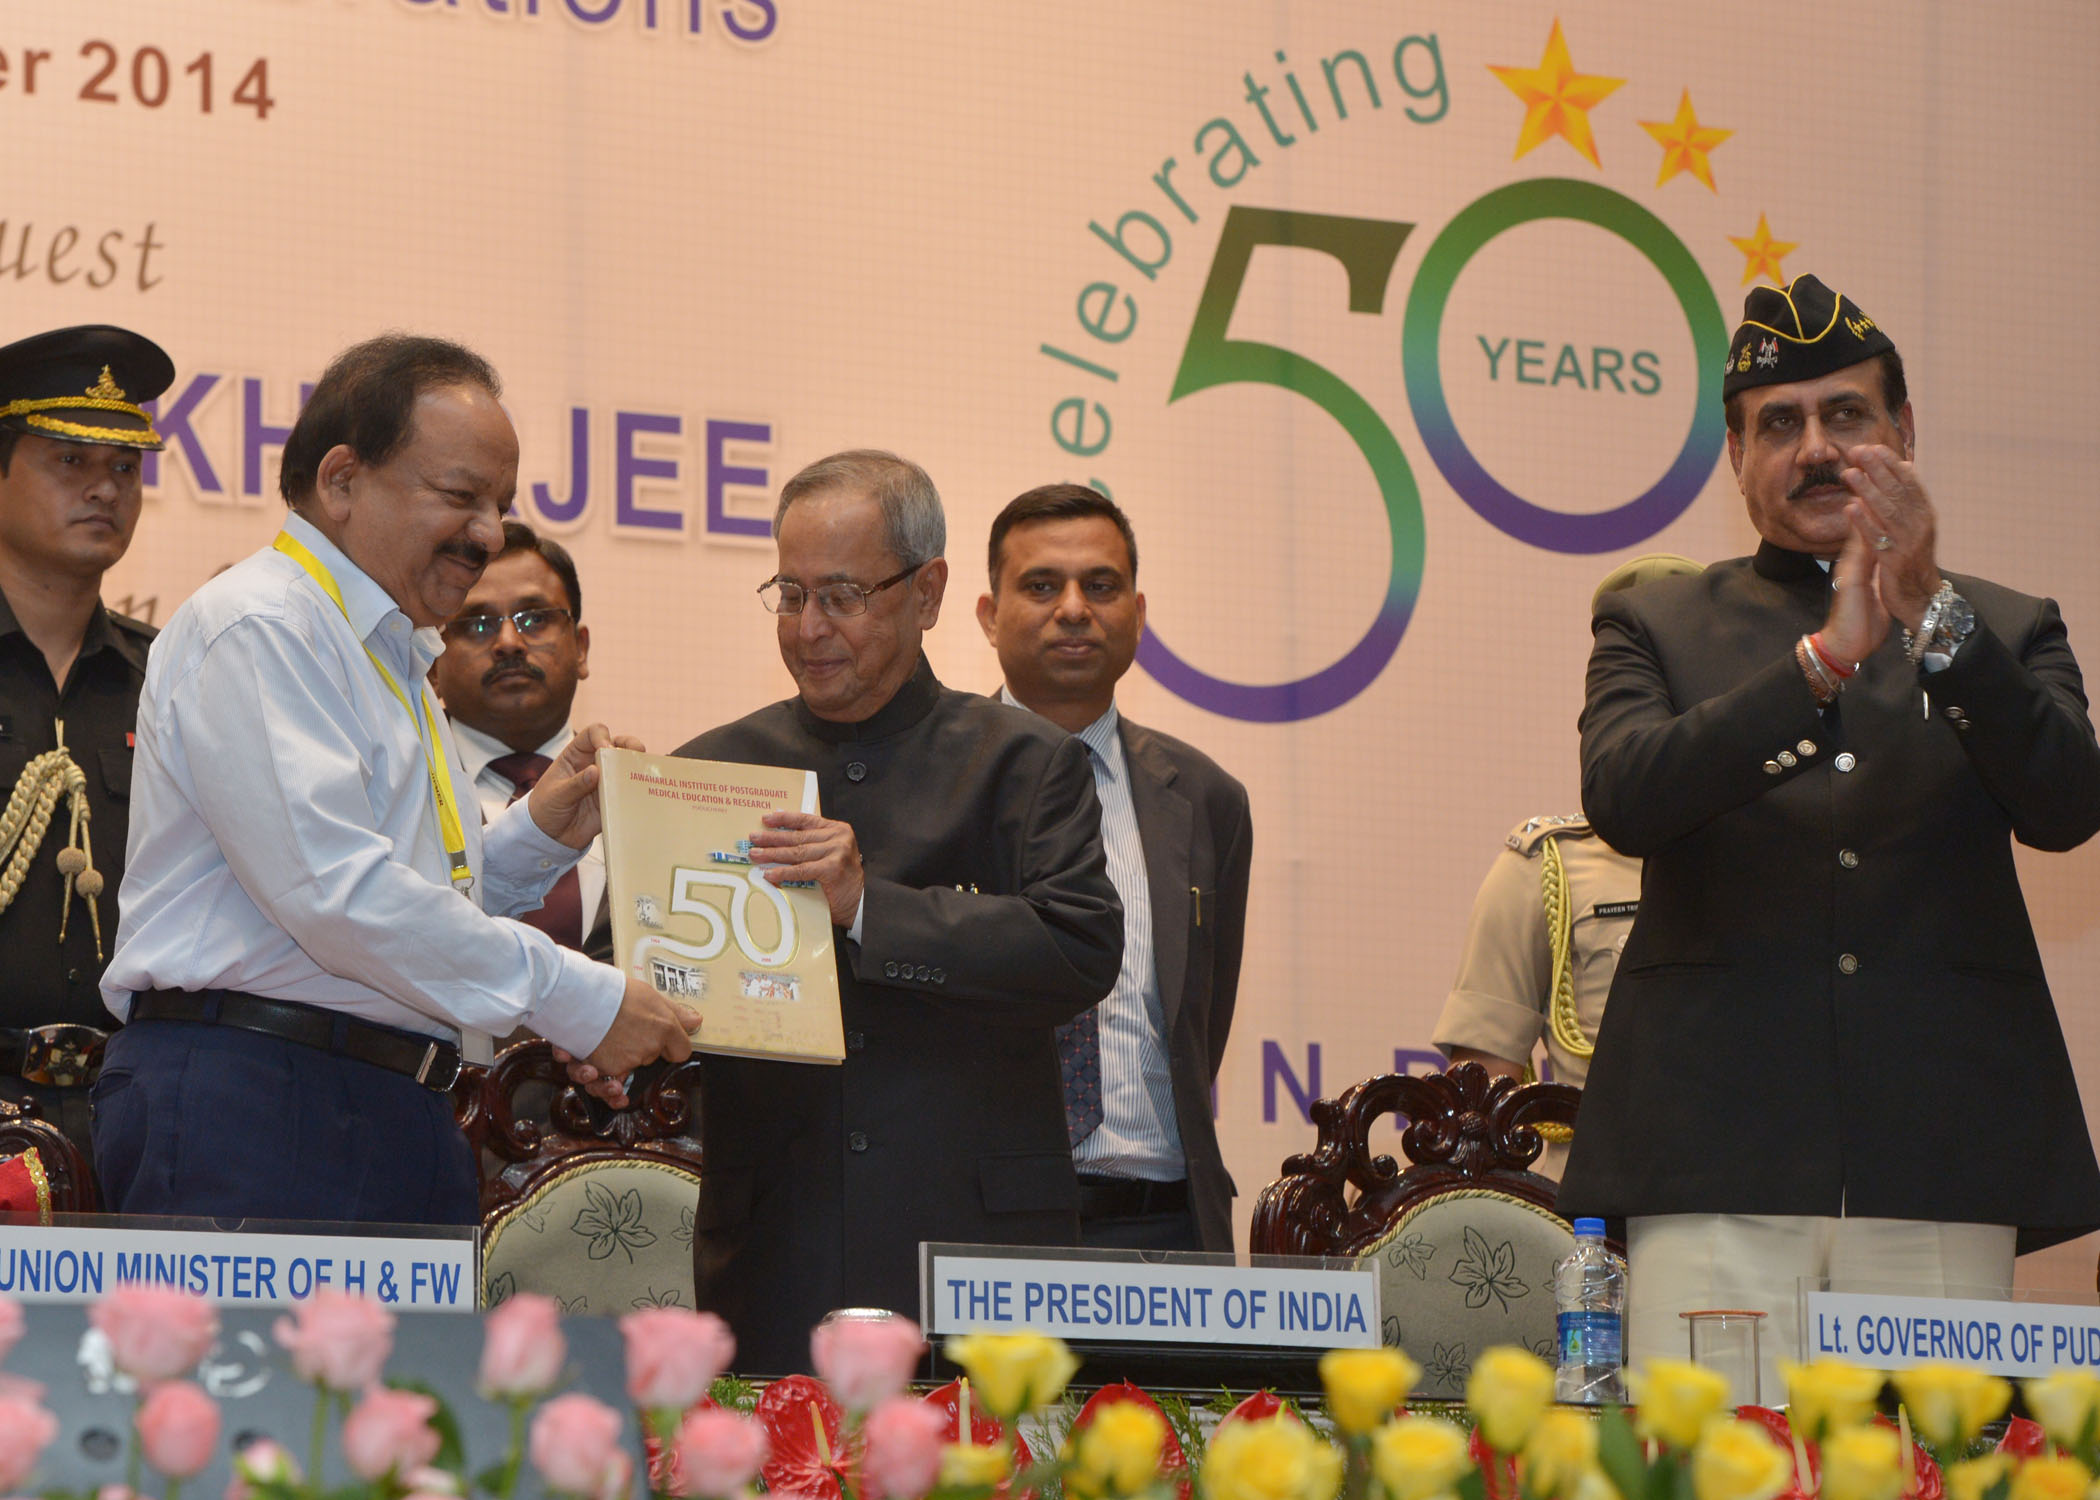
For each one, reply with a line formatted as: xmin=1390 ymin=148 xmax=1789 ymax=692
xmin=1075 ymin=1174 xmax=1189 ymax=1220
xmin=0 ymin=1025 xmax=110 ymax=1088
xmin=129 ymin=989 xmax=463 ymax=1093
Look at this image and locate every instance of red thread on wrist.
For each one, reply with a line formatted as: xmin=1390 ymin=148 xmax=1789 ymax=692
xmin=1810 ymin=634 xmax=1856 ymax=679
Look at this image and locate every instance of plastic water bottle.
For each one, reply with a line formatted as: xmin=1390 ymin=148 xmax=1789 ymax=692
xmin=1554 ymin=1216 xmax=1627 ymax=1403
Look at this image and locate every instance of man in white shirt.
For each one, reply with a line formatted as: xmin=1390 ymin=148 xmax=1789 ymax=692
xmin=977 ymin=483 xmax=1252 ymax=1252
xmin=95 ymin=334 xmax=694 ymax=1225
xmin=432 ymin=520 xmax=604 ymax=954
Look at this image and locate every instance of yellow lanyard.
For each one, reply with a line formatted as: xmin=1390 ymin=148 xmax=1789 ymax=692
xmin=272 ymin=531 xmax=474 ymax=897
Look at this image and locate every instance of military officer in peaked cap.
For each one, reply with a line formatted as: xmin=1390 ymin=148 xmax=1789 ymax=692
xmin=1561 ymin=274 xmax=2100 ymax=1397
xmin=0 ymin=325 xmax=173 ymax=1158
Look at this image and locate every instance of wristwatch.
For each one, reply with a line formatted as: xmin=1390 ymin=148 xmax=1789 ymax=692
xmin=1905 ymin=580 xmax=1976 ymax=665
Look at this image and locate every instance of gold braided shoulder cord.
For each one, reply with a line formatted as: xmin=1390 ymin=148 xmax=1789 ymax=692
xmin=0 ymin=720 xmax=105 ymax=960
xmin=1534 ymin=833 xmax=1588 ymax=1145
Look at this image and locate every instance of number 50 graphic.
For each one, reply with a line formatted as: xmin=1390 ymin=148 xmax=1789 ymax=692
xmin=1136 ymin=178 xmax=1728 ymax=724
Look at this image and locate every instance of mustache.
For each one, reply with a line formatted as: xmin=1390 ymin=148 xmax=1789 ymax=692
xmin=1788 ymin=464 xmax=1846 ymax=501
xmin=482 ymin=658 xmax=545 ymax=687
xmin=437 ymin=539 xmax=490 ymax=570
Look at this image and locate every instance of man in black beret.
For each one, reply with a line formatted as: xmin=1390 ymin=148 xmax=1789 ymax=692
xmin=0 ymin=325 xmax=172 ymax=1161
xmin=1561 ymin=275 xmax=2100 ymax=1395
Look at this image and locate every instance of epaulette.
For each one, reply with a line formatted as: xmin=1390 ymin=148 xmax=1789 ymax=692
xmin=1505 ymin=813 xmax=1592 ymax=856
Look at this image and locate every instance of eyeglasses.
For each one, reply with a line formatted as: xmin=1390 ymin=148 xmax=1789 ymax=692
xmin=442 ymin=606 xmax=575 ymax=644
xmin=757 ymin=564 xmax=921 ymax=617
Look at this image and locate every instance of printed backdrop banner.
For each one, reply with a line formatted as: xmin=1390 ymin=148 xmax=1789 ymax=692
xmin=12 ymin=0 xmax=2100 ymax=1285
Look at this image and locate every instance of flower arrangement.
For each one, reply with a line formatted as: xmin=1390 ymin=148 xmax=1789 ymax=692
xmin=2 ymin=1285 xmax=2095 ymax=1500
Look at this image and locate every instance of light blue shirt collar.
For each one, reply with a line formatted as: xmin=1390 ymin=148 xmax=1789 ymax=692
xmin=283 ymin=511 xmax=446 ymax=672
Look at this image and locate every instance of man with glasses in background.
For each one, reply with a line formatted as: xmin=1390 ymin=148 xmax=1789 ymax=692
xmin=672 ymin=448 xmax=1123 ymax=1374
xmin=433 ymin=521 xmax=603 ymax=955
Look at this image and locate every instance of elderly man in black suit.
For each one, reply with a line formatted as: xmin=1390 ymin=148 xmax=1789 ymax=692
xmin=977 ymin=484 xmax=1252 ymax=1253
xmin=677 ymin=450 xmax=1123 ymax=1375
xmin=1560 ymin=274 xmax=2100 ymax=1395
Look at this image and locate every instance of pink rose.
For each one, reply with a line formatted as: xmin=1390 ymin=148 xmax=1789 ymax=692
xmin=0 ymin=1372 xmax=45 ymax=1404
xmin=341 ymin=1386 xmax=442 ymax=1482
xmin=273 ymin=1289 xmax=396 ymax=1392
xmin=0 ymin=1296 xmax=22 ymax=1362
xmin=402 ymin=1467 xmax=465 ymax=1496
xmin=530 ymin=1393 xmax=627 ymax=1497
xmin=227 ymin=1439 xmax=302 ymax=1500
xmin=619 ymin=1308 xmax=735 ymax=1411
xmin=674 ymin=1407 xmax=769 ymax=1498
xmin=811 ymin=1315 xmax=926 ymax=1411
xmin=594 ymin=1450 xmax=635 ymax=1500
xmin=480 ymin=1293 xmax=566 ymax=1399
xmin=137 ymin=1381 xmax=221 ymax=1480
xmin=0 ymin=1392 xmax=58 ymax=1491
xmin=90 ymin=1286 xmax=220 ymax=1384
xmin=98 ymin=1486 xmax=140 ymax=1500
xmin=859 ymin=1396 xmax=946 ymax=1500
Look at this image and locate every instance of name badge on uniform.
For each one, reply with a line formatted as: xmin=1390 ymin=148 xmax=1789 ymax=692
xmin=1592 ymin=900 xmax=1640 ymax=919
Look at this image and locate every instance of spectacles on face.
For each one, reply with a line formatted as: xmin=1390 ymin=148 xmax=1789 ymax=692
xmin=757 ymin=564 xmax=921 ymax=618
xmin=441 ymin=606 xmax=575 ymax=644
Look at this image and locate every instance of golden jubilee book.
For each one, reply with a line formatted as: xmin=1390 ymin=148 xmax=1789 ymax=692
xmin=596 ymin=748 xmax=844 ymax=1064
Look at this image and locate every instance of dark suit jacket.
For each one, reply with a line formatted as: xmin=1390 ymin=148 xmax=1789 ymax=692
xmin=676 ymin=658 xmax=1122 ymax=1373
xmin=1560 ymin=542 xmax=2100 ymax=1251
xmin=1117 ymin=716 xmax=1252 ymax=1251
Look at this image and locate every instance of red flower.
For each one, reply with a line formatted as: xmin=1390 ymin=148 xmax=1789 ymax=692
xmin=1217 ymin=1392 xmax=1290 ymax=1428
xmin=923 ymin=1378 xmax=1035 ymax=1500
xmin=1467 ymin=1421 xmax=1519 ymax=1500
xmin=2000 ymin=1417 xmax=2050 ymax=1460
xmin=757 ymin=1375 xmax=861 ymax=1500
xmin=1070 ymin=1383 xmax=1191 ymax=1500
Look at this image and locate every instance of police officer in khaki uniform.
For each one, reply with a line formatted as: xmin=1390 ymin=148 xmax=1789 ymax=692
xmin=0 ymin=325 xmax=173 ymax=1158
xmin=1431 ymin=555 xmax=1702 ymax=1178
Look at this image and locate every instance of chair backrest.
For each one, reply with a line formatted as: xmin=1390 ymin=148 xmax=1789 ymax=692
xmin=1249 ymin=1062 xmax=1581 ymax=1396
xmin=458 ymin=1041 xmax=704 ymax=1314
xmin=0 ymin=1098 xmax=98 ymax=1213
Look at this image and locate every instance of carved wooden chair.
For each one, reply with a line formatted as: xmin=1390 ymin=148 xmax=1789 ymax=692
xmin=455 ymin=1040 xmax=703 ymax=1315
xmin=1250 ymin=1062 xmax=1581 ymax=1399
xmin=0 ymin=1097 xmax=100 ymax=1216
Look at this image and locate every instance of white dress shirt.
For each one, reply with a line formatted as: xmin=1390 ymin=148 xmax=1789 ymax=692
xmin=1001 ymin=687 xmax=1183 ymax=1181
xmin=452 ymin=720 xmax=608 ymax=945
xmin=103 ymin=512 xmax=623 ymax=1057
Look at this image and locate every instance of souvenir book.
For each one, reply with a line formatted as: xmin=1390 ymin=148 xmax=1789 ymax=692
xmin=597 ymin=747 xmax=844 ymax=1064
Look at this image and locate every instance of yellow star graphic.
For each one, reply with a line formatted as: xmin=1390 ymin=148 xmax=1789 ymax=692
xmin=1729 ymin=214 xmax=1798 ymax=286
xmin=1640 ymin=90 xmax=1732 ymax=191
xmin=1488 ymin=19 xmax=1624 ymax=168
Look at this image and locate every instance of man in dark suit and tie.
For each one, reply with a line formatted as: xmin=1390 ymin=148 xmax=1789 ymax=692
xmin=1561 ymin=274 xmax=2100 ymax=1395
xmin=433 ymin=521 xmax=601 ymax=954
xmin=977 ymin=484 xmax=1253 ymax=1252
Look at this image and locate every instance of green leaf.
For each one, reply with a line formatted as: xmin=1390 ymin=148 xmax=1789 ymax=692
xmin=1597 ymin=1405 xmax=1648 ymax=1500
xmin=710 ymin=1372 xmax=761 ymax=1414
xmin=1458 ymin=1470 xmax=1490 ymax=1500
xmin=1661 ymin=1451 xmax=1694 ymax=1500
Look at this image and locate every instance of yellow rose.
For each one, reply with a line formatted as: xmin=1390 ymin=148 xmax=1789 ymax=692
xmin=2025 ymin=1371 xmax=2100 ymax=1453
xmin=1819 ymin=1424 xmax=1903 ymax=1500
xmin=1781 ymin=1360 xmax=1886 ymax=1442
xmin=1629 ymin=1360 xmax=1732 ymax=1450
xmin=1890 ymin=1365 xmax=2012 ymax=1451
xmin=1520 ymin=1409 xmax=1601 ymax=1500
xmin=941 ymin=1439 xmax=1016 ymax=1490
xmin=1368 ymin=1417 xmax=1471 ymax=1500
xmin=1944 ymin=1454 xmax=2012 ymax=1500
xmin=1200 ymin=1414 xmax=1344 ymax=1500
xmin=944 ymin=1334 xmax=1080 ymax=1419
xmin=1466 ymin=1347 xmax=1555 ymax=1453
xmin=2009 ymin=1456 xmax=2094 ymax=1500
xmin=1320 ymin=1349 xmax=1421 ymax=1437
xmin=1690 ymin=1419 xmax=1793 ymax=1500
xmin=1067 ymin=1401 xmax=1169 ymax=1499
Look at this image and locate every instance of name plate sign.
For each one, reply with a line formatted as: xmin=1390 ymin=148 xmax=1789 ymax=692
xmin=1807 ymin=1290 xmax=2100 ymax=1376
xmin=0 ymin=1223 xmax=478 ymax=1310
xmin=924 ymin=1246 xmax=1380 ymax=1349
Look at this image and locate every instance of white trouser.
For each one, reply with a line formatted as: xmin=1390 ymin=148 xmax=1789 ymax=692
xmin=1626 ymin=1213 xmax=2016 ymax=1406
